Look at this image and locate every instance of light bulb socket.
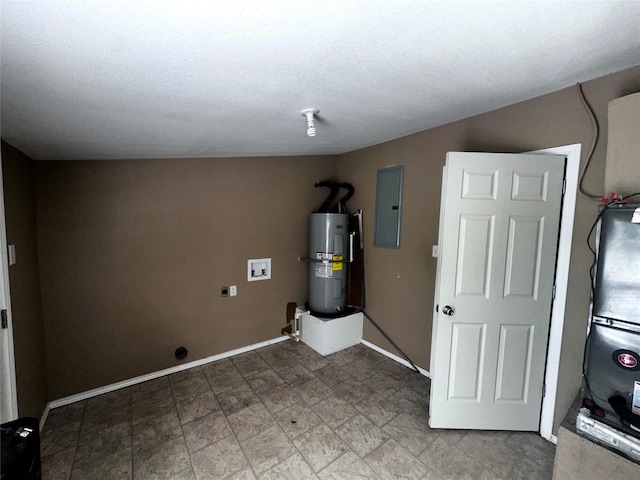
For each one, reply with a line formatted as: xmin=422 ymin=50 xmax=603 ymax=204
xmin=301 ymin=108 xmax=319 ymax=138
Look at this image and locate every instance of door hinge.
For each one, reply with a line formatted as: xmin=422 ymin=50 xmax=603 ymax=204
xmin=552 ymin=284 xmax=556 ymax=299
xmin=562 ymin=178 xmax=566 ymax=195
xmin=542 ymin=383 xmax=546 ymax=397
xmin=1 ymin=309 xmax=7 ymax=329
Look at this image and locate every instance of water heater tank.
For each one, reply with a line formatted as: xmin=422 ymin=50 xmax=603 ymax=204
xmin=308 ymin=213 xmax=348 ymax=315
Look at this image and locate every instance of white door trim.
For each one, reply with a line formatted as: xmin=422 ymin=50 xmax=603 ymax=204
xmin=529 ymin=143 xmax=581 ymax=442
xmin=0 ymin=156 xmax=18 ymax=422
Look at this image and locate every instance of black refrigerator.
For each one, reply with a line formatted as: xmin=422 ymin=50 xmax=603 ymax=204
xmin=583 ymin=203 xmax=640 ymax=439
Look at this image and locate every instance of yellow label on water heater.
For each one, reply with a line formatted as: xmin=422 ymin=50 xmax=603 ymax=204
xmin=332 ymin=255 xmax=343 ymax=271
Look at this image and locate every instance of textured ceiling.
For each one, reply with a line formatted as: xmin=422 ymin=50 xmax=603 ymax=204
xmin=1 ymin=1 xmax=640 ymax=160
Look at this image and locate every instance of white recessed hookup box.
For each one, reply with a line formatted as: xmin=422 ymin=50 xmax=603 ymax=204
xmin=247 ymin=258 xmax=271 ymax=281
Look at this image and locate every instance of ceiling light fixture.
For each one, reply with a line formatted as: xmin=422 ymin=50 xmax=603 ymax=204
xmin=301 ymin=108 xmax=319 ymax=137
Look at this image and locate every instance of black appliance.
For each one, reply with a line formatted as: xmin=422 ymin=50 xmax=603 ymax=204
xmin=583 ymin=204 xmax=640 ymax=439
xmin=1 ymin=417 xmax=41 ymax=479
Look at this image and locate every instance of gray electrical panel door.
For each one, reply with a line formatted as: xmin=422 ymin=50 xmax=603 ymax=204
xmin=374 ymin=165 xmax=404 ymax=248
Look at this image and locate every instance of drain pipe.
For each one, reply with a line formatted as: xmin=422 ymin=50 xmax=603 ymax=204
xmin=349 ymin=306 xmax=420 ymax=373
xmin=281 ymin=303 xmax=307 ymax=342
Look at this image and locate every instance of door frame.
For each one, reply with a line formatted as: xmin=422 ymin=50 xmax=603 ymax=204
xmin=0 ymin=156 xmax=18 ymax=422
xmin=431 ymin=143 xmax=580 ymax=443
xmin=531 ymin=143 xmax=580 ymax=442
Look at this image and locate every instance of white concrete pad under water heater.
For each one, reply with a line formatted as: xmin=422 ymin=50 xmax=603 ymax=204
xmin=300 ymin=311 xmax=363 ymax=356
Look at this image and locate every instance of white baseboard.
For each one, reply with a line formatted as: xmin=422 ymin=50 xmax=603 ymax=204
xmin=361 ymin=339 xmax=430 ymax=378
xmin=47 ymin=335 xmax=290 ymax=410
xmin=44 ymin=335 xmax=428 ymax=426
xmin=39 ymin=403 xmax=50 ymax=433
xmin=550 ymin=434 xmax=558 ymax=445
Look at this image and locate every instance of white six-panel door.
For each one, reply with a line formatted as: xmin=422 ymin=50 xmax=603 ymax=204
xmin=429 ymin=152 xmax=564 ymax=430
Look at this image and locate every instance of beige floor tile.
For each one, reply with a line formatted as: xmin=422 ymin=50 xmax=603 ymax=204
xmin=294 ymin=424 xmax=349 ymax=473
xmin=227 ymin=403 xmax=276 ymax=441
xmin=263 ymin=354 xmax=301 ymax=371
xmin=273 ymin=401 xmax=323 ymax=440
xmin=41 ymin=419 xmax=82 ymax=458
xmin=41 ymin=341 xmax=556 ymax=480
xmin=175 ymin=390 xmax=221 ymax=425
xmin=233 ymin=355 xmax=271 ymax=378
xmin=366 ymin=371 xmax=402 ymax=398
xmin=238 ymin=423 xmax=296 ymax=475
xmin=133 ymin=436 xmax=191 ymax=480
xmin=41 ymin=447 xmax=76 ymax=480
xmin=74 ymin=423 xmax=132 ymax=467
xmin=418 ymin=436 xmax=482 ymax=480
xmin=365 ymin=439 xmax=428 ymax=480
xmin=206 ymin=369 xmax=248 ymax=395
xmin=170 ymin=374 xmax=212 ymax=401
xmin=318 ymin=451 xmax=380 ymax=480
xmin=275 ymin=364 xmax=316 ymax=386
xmin=131 ymin=391 xmax=177 ymax=426
xmin=334 ymin=414 xmax=389 ymax=457
xmin=182 ymin=410 xmax=233 ymax=453
xmin=455 ymin=430 xmax=515 ymax=477
xmin=259 ymin=452 xmax=317 ymax=480
xmin=190 ymin=435 xmax=249 ymax=480
xmin=201 ymin=358 xmax=239 ymax=380
xmin=245 ymin=369 xmax=285 ymax=394
xmin=342 ymin=359 xmax=376 ymax=382
xmin=132 ymin=410 xmax=182 ymax=452
xmin=298 ymin=353 xmax=330 ymax=372
xmin=258 ymin=384 xmax=300 ymax=414
xmin=312 ymin=395 xmax=357 ymax=429
xmin=355 ymin=393 xmax=403 ymax=427
xmin=80 ymin=401 xmax=131 ymax=434
xmin=217 ymin=383 xmax=261 ymax=416
xmin=131 ymin=377 xmax=172 ymax=401
xmin=294 ymin=378 xmax=334 ymax=406
xmin=227 ymin=468 xmax=256 ymax=480
xmin=70 ymin=448 xmax=132 ymax=480
xmin=331 ymin=379 xmax=376 ymax=405
xmin=382 ymin=412 xmax=438 ymax=456
xmin=325 ymin=346 xmax=363 ymax=367
xmin=167 ymin=366 xmax=204 ymax=385
xmin=43 ymin=401 xmax=86 ymax=431
xmin=314 ymin=364 xmax=356 ymax=387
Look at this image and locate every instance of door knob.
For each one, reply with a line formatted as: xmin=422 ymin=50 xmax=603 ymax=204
xmin=442 ymin=305 xmax=454 ymax=316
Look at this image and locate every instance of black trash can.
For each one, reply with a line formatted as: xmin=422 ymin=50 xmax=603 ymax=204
xmin=1 ymin=417 xmax=41 ymax=479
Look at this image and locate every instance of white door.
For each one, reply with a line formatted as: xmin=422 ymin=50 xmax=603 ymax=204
xmin=0 ymin=157 xmax=18 ymax=423
xmin=429 ymin=152 xmax=565 ymax=431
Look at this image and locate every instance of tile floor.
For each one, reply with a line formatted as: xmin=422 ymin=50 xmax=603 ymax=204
xmin=40 ymin=340 xmax=556 ymax=479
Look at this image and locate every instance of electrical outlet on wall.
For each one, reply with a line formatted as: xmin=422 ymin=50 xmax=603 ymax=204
xmin=230 ymin=285 xmax=237 ymax=296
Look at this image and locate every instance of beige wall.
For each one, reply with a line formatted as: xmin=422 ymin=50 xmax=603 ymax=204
xmin=8 ymin=65 xmax=640 ymax=432
xmin=1 ymin=141 xmax=48 ymax=418
xmin=36 ymin=156 xmax=336 ymax=399
xmin=337 ymin=65 xmax=640 ymax=433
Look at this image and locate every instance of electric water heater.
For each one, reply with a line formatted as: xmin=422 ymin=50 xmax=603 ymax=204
xmin=308 ymin=212 xmax=348 ymax=315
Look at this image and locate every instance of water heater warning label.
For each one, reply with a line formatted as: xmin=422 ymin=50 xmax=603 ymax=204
xmin=332 ymin=255 xmax=343 ymax=271
xmin=633 ymin=381 xmax=640 ymax=415
xmin=315 ymin=252 xmax=333 ymax=278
